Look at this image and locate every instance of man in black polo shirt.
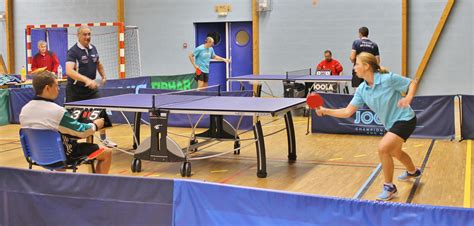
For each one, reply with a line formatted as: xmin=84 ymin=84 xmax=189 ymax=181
xmin=349 ymin=26 xmax=380 ymax=87
xmin=65 ymin=26 xmax=117 ymax=148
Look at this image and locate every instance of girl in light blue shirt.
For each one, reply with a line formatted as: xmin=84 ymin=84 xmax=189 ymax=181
xmin=316 ymin=52 xmax=421 ymax=201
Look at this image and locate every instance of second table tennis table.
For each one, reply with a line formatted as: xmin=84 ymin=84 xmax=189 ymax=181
xmin=228 ymin=74 xmax=352 ymax=96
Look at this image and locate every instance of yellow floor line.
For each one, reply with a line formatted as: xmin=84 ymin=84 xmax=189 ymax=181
xmin=464 ymin=140 xmax=472 ymax=208
xmin=211 ymin=170 xmax=228 ymax=173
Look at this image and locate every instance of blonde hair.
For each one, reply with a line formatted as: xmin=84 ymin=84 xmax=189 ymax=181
xmin=37 ymin=40 xmax=47 ymax=48
xmin=356 ymin=52 xmax=389 ymax=74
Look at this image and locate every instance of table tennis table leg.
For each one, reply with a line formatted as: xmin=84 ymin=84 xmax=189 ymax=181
xmin=284 ymin=111 xmax=297 ymax=162
xmin=253 ymin=120 xmax=267 ymax=178
xmin=133 ymin=112 xmax=141 ymax=149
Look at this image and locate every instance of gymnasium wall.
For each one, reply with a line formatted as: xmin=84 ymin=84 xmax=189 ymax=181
xmin=11 ymin=0 xmax=117 ymax=75
xmin=258 ymin=0 xmax=402 ymax=95
xmin=124 ymin=0 xmax=252 ymax=76
xmin=4 ymin=0 xmax=473 ymax=95
xmin=408 ymin=0 xmax=474 ymax=95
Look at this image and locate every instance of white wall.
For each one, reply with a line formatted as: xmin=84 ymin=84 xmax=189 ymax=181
xmin=5 ymin=0 xmax=473 ymax=95
xmin=258 ymin=0 xmax=402 ymax=95
xmin=124 ymin=0 xmax=252 ymax=76
xmin=408 ymin=0 xmax=473 ymax=95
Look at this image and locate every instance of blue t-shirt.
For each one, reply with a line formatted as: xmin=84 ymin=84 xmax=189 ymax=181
xmin=66 ymin=43 xmax=100 ymax=86
xmin=349 ymin=72 xmax=415 ymax=130
xmin=352 ymin=38 xmax=380 ymax=56
xmin=193 ymin=44 xmax=215 ymax=73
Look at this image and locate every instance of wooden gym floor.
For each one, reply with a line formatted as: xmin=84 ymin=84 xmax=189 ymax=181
xmin=1 ymin=116 xmax=472 ymax=208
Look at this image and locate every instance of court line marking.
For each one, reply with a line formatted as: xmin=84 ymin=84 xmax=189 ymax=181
xmin=353 ymin=163 xmax=382 ymax=199
xmin=218 ymin=164 xmax=255 ymax=184
xmin=406 ymin=139 xmax=436 ymax=203
xmin=0 ymin=146 xmax=22 ymax=153
xmin=211 ymin=170 xmax=228 ymax=173
xmin=464 ymin=140 xmax=471 ymax=208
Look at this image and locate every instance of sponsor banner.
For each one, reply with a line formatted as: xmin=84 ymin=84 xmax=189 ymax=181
xmin=151 ymin=73 xmax=197 ymax=90
xmin=312 ymin=94 xmax=455 ymax=139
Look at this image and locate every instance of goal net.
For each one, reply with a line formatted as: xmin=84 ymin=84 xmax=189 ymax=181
xmin=26 ymin=22 xmax=141 ymax=79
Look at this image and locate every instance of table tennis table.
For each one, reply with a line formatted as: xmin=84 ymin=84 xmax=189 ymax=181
xmin=228 ymin=74 xmax=352 ymax=83
xmin=228 ymin=74 xmax=352 ymax=96
xmin=64 ymin=93 xmax=306 ymax=178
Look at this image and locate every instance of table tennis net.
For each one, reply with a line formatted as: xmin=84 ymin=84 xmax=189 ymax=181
xmin=286 ymin=68 xmax=312 ymax=80
xmin=149 ymin=85 xmax=223 ymax=108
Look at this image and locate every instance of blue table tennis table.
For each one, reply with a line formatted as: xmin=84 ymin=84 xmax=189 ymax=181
xmin=228 ymin=74 xmax=352 ymax=96
xmin=64 ymin=93 xmax=306 ymax=178
xmin=228 ymin=74 xmax=353 ymax=83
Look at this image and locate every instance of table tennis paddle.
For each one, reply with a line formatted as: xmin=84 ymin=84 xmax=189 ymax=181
xmin=306 ymin=93 xmax=324 ymax=109
xmin=86 ymin=147 xmax=106 ymax=160
xmin=196 ymin=68 xmax=202 ymax=76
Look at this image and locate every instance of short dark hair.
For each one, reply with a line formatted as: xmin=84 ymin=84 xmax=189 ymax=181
xmin=324 ymin=50 xmax=332 ymax=55
xmin=359 ymin=27 xmax=369 ymax=37
xmin=32 ymin=70 xmax=56 ymax=95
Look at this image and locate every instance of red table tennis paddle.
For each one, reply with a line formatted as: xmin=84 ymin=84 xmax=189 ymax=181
xmin=196 ymin=68 xmax=202 ymax=76
xmin=86 ymin=147 xmax=106 ymax=160
xmin=306 ymin=93 xmax=324 ymax=109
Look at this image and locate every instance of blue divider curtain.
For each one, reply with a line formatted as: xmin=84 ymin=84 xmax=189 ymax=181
xmin=29 ymin=29 xmax=46 ymax=64
xmin=47 ymin=28 xmax=68 ymax=72
xmin=461 ymin=95 xmax=474 ymax=139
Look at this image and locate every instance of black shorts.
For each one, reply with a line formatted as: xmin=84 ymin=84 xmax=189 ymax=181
xmin=65 ymin=141 xmax=100 ymax=159
xmin=66 ymin=84 xmax=100 ymax=102
xmin=194 ymin=72 xmax=209 ymax=83
xmin=388 ymin=116 xmax=417 ymax=142
xmin=351 ymin=69 xmax=365 ymax=87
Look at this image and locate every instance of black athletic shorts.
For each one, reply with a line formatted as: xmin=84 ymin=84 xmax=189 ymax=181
xmin=66 ymin=84 xmax=100 ymax=102
xmin=388 ymin=116 xmax=417 ymax=142
xmin=63 ymin=137 xmax=100 ymax=159
xmin=194 ymin=72 xmax=209 ymax=83
xmin=352 ymin=69 xmax=365 ymax=87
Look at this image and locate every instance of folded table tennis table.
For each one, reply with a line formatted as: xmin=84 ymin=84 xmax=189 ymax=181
xmin=64 ymin=93 xmax=306 ymax=178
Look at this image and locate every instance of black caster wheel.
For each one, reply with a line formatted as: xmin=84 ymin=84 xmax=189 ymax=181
xmin=189 ymin=139 xmax=199 ymax=153
xmin=180 ymin=162 xmax=192 ymax=177
xmin=131 ymin=158 xmax=142 ymax=173
xmin=233 ymin=137 xmax=241 ymax=155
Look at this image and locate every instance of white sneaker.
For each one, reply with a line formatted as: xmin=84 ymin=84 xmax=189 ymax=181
xmin=101 ymin=138 xmax=117 ymax=148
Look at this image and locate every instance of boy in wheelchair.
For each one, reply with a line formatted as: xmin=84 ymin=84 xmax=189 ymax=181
xmin=19 ymin=70 xmax=112 ymax=174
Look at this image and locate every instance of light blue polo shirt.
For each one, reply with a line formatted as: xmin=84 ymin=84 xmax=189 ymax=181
xmin=350 ymin=72 xmax=415 ymax=130
xmin=193 ymin=44 xmax=215 ymax=73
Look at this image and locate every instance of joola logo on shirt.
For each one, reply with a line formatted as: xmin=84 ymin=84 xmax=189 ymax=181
xmin=354 ymin=110 xmax=383 ymax=125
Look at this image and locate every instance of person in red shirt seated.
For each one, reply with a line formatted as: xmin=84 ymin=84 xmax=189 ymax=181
xmin=316 ymin=50 xmax=343 ymax=75
xmin=31 ymin=40 xmax=60 ymax=75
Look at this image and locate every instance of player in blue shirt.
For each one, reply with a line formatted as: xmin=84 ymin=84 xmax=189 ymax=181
xmin=316 ymin=52 xmax=421 ymax=201
xmin=188 ymin=37 xmax=230 ymax=88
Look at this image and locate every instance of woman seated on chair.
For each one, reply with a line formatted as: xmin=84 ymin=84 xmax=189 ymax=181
xmin=19 ymin=70 xmax=112 ymax=174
